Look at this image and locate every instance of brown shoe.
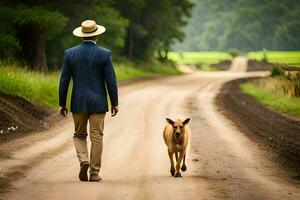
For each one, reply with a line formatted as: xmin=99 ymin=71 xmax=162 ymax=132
xmin=89 ymin=174 xmax=102 ymax=182
xmin=79 ymin=161 xmax=89 ymax=181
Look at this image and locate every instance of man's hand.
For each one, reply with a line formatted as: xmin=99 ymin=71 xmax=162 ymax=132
xmin=111 ymin=106 xmax=119 ymax=117
xmin=59 ymin=106 xmax=68 ymax=117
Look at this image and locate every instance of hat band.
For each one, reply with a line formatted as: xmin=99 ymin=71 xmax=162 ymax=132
xmin=82 ymin=27 xmax=98 ymax=33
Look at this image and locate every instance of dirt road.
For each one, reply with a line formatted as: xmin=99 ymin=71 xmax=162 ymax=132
xmin=1 ymin=66 xmax=299 ymax=199
xmin=230 ymin=57 xmax=248 ymax=72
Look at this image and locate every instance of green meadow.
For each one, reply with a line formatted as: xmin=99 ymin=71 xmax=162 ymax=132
xmin=169 ymin=51 xmax=300 ymax=66
xmin=168 ymin=52 xmax=232 ymax=65
xmin=247 ymin=51 xmax=300 ymax=66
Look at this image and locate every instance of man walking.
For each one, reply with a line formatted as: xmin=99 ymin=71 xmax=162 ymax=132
xmin=59 ymin=20 xmax=118 ymax=182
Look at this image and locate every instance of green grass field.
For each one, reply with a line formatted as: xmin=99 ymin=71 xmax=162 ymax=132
xmin=241 ymin=77 xmax=300 ymax=116
xmin=0 ymin=62 xmax=180 ymax=109
xmin=247 ymin=51 xmax=300 ymax=66
xmin=168 ymin=52 xmax=232 ymax=65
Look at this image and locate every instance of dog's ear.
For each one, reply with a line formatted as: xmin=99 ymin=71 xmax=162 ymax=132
xmin=166 ymin=118 xmax=174 ymax=125
xmin=183 ymin=118 xmax=191 ymax=125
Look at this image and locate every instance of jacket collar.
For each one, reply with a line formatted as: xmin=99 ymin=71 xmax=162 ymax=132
xmin=82 ymin=40 xmax=97 ymax=45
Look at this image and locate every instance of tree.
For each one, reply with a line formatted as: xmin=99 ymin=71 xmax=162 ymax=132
xmin=0 ymin=0 xmax=193 ymax=69
xmin=273 ymin=5 xmax=300 ymax=50
xmin=0 ymin=4 xmax=67 ymax=71
xmin=46 ymin=2 xmax=129 ymax=68
xmin=172 ymin=0 xmax=300 ymax=51
xmin=115 ymin=0 xmax=193 ymax=59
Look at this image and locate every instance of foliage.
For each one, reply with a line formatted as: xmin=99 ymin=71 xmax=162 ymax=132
xmin=46 ymin=3 xmax=129 ymax=68
xmin=0 ymin=4 xmax=67 ymax=70
xmin=173 ymin=0 xmax=300 ymax=52
xmin=271 ymin=66 xmax=286 ymax=77
xmin=115 ymin=0 xmax=193 ymax=59
xmin=0 ymin=0 xmax=193 ymax=70
xmin=227 ymin=48 xmax=240 ymax=58
xmin=273 ymin=5 xmax=300 ymax=50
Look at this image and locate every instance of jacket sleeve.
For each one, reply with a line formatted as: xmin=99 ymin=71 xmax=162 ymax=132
xmin=59 ymin=51 xmax=72 ymax=107
xmin=104 ymin=52 xmax=118 ymax=107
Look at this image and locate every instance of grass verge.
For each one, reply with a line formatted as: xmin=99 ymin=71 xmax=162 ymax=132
xmin=0 ymin=64 xmax=59 ymax=109
xmin=195 ymin=64 xmax=219 ymax=71
xmin=240 ymin=77 xmax=300 ymax=116
xmin=0 ymin=61 xmax=180 ymax=109
xmin=115 ymin=59 xmax=180 ymax=80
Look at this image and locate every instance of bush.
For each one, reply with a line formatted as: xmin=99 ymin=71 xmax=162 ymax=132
xmin=262 ymin=48 xmax=268 ymax=62
xmin=271 ymin=66 xmax=286 ymax=77
xmin=227 ymin=48 xmax=240 ymax=58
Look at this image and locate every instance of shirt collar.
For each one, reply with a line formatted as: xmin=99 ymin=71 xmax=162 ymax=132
xmin=83 ymin=40 xmax=97 ymax=44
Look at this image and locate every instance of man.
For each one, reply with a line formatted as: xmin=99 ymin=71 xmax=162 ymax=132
xmin=59 ymin=20 xmax=118 ymax=182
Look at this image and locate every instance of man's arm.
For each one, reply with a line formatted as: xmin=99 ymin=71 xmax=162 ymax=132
xmin=103 ymin=52 xmax=119 ymax=116
xmin=59 ymin=51 xmax=71 ymax=116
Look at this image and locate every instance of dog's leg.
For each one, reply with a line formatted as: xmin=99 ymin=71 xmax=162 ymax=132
xmin=175 ymin=151 xmax=184 ymax=177
xmin=168 ymin=150 xmax=175 ymax=176
xmin=175 ymin=152 xmax=178 ymax=162
xmin=181 ymin=153 xmax=187 ymax=171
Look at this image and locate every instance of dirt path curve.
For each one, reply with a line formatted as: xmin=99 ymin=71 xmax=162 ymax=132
xmin=1 ymin=71 xmax=299 ymax=200
xmin=230 ymin=56 xmax=248 ymax=72
xmin=177 ymin=64 xmax=198 ymax=74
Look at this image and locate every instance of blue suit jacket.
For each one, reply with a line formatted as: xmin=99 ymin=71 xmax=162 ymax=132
xmin=59 ymin=41 xmax=118 ymax=113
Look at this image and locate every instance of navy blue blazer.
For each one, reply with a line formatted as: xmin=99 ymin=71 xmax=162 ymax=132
xmin=59 ymin=41 xmax=118 ymax=113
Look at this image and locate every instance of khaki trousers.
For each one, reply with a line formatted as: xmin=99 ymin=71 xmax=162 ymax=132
xmin=72 ymin=112 xmax=106 ymax=175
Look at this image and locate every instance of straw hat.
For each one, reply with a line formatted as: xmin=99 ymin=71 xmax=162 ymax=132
xmin=73 ymin=20 xmax=106 ymax=37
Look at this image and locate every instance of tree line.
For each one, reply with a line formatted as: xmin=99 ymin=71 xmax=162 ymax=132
xmin=173 ymin=0 xmax=300 ymax=52
xmin=0 ymin=0 xmax=193 ymax=71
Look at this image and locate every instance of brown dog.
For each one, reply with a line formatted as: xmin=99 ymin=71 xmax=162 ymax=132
xmin=163 ymin=118 xmax=191 ymax=177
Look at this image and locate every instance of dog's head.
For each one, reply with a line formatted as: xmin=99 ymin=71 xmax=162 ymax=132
xmin=166 ymin=118 xmax=191 ymax=139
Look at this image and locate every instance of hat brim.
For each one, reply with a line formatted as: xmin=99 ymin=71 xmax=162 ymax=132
xmin=73 ymin=25 xmax=106 ymax=37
